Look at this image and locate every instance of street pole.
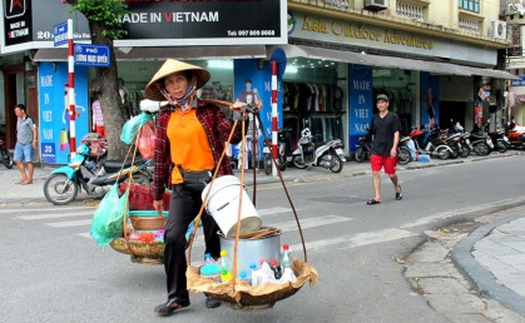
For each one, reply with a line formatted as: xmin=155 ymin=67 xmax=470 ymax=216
xmin=67 ymin=18 xmax=76 ymax=156
xmin=271 ymin=61 xmax=278 ymax=176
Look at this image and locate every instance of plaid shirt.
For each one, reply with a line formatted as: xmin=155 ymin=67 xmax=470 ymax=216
xmin=151 ymin=99 xmax=244 ymax=200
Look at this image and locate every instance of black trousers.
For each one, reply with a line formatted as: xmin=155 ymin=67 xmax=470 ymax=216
xmin=164 ymin=184 xmax=221 ymax=300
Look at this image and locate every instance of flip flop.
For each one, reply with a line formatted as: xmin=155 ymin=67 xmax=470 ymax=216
xmin=396 ymin=186 xmax=403 ymax=200
xmin=367 ymin=199 xmax=381 ymax=205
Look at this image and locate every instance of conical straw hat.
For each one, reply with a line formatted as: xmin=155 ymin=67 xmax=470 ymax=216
xmin=144 ymin=59 xmax=210 ymax=101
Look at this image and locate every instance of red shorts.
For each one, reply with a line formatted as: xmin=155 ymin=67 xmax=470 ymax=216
xmin=370 ymin=154 xmax=397 ymax=175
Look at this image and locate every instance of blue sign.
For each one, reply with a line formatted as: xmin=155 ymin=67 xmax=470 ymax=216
xmin=74 ymin=44 xmax=110 ymax=67
xmin=511 ymin=76 xmax=525 ymax=87
xmin=53 ymin=21 xmax=68 ymax=47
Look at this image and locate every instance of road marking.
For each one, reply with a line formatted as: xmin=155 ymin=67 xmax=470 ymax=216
xmin=45 ymin=219 xmax=92 ymax=228
xmin=267 ymin=214 xmax=351 ymax=232
xmin=0 ymin=205 xmax=95 ymax=214
xmin=17 ymin=211 xmax=93 ymax=220
xmin=291 ymin=228 xmax=418 ymax=252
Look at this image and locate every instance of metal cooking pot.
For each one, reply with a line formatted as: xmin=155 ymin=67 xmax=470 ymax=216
xmin=219 ymin=229 xmax=281 ymax=276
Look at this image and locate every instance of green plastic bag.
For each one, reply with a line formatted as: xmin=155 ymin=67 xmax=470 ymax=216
xmin=90 ymin=184 xmax=130 ymax=246
xmin=121 ymin=112 xmax=153 ymax=145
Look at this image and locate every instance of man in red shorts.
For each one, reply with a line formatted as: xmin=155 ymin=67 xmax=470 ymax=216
xmin=367 ymin=94 xmax=403 ymax=205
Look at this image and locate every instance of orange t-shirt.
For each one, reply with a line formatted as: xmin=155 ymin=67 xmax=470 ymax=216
xmin=166 ymin=108 xmax=214 ymax=184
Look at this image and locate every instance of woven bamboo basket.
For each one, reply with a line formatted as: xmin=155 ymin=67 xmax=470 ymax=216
xmin=110 ymin=237 xmax=164 ymax=265
xmin=129 ymin=216 xmax=167 ymax=231
xmin=187 ymin=258 xmax=318 ymax=311
xmin=128 ymin=210 xmax=168 ymax=231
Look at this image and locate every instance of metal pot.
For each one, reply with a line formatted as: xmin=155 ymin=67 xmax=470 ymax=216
xmin=219 ymin=229 xmax=281 ymax=276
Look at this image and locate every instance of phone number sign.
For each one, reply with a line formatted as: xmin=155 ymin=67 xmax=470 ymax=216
xmin=74 ymin=44 xmax=110 ymax=67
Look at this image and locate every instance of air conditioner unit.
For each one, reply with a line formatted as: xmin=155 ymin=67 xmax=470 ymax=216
xmin=364 ymin=0 xmax=389 ymax=11
xmin=489 ymin=20 xmax=507 ymax=41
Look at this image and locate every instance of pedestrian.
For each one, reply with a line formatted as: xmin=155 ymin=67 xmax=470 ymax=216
xmin=13 ymin=103 xmax=37 ymax=185
xmin=145 ymin=59 xmax=247 ymax=316
xmin=366 ymin=94 xmax=403 ymax=205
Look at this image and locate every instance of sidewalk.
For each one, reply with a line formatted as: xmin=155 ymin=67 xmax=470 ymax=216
xmin=1 ymin=152 xmax=525 ymax=318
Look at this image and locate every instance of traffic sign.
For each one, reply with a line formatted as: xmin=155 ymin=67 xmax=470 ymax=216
xmin=74 ymin=44 xmax=110 ymax=67
xmin=53 ymin=21 xmax=68 ymax=47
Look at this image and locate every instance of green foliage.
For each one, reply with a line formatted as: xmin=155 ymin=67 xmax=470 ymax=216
xmin=67 ymin=0 xmax=129 ymax=40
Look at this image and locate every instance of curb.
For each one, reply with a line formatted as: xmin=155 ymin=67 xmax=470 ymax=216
xmin=451 ymin=201 xmax=525 ymax=318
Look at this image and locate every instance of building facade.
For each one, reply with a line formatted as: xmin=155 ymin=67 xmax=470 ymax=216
xmin=0 ymin=0 xmax=514 ymax=164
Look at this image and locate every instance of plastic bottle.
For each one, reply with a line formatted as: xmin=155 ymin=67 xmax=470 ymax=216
xmin=204 ymin=253 xmax=214 ymax=264
xmin=269 ymin=259 xmax=283 ymax=280
xmin=200 ymin=263 xmax=221 ymax=282
xmin=239 ymin=271 xmax=250 ymax=284
xmin=220 ymin=268 xmax=233 ymax=282
xmin=259 ymin=260 xmax=273 ymax=284
xmin=250 ymin=263 xmax=260 ymax=286
xmin=219 ymin=250 xmax=228 ymax=270
xmin=281 ymin=244 xmax=292 ymax=269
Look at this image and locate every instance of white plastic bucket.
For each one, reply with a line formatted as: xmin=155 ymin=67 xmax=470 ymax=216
xmin=202 ymin=175 xmax=261 ymax=238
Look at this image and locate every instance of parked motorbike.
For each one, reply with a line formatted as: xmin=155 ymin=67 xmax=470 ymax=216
xmin=468 ymin=123 xmax=494 ymax=156
xmin=43 ymin=139 xmax=152 ymax=205
xmin=263 ymin=127 xmax=293 ymax=175
xmin=484 ymin=120 xmax=510 ymax=153
xmin=505 ymin=119 xmax=525 ymax=149
xmin=448 ymin=121 xmax=471 ymax=158
xmin=409 ymin=126 xmax=454 ymax=160
xmin=291 ymin=128 xmax=345 ymax=173
xmin=0 ymin=129 xmax=13 ymax=169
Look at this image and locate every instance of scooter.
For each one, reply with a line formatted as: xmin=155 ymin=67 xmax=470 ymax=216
xmin=409 ymin=126 xmax=454 ymax=160
xmin=0 ymin=129 xmax=13 ymax=169
xmin=43 ymin=139 xmax=152 ymax=205
xmin=291 ymin=128 xmax=345 ymax=173
xmin=505 ymin=119 xmax=525 ymax=149
xmin=484 ymin=120 xmax=510 ymax=153
xmin=262 ymin=127 xmax=293 ymax=175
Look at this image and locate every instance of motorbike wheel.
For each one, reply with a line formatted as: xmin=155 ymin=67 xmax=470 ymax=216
xmin=292 ymin=155 xmax=307 ymax=169
xmin=132 ymin=171 xmax=153 ymax=186
xmin=449 ymin=146 xmax=459 ymax=159
xmin=397 ymin=147 xmax=412 ymax=165
xmin=458 ymin=142 xmax=471 ymax=158
xmin=435 ymin=146 xmax=450 ymax=160
xmin=354 ymin=147 xmax=368 ymax=163
xmin=496 ymin=140 xmax=508 ymax=153
xmin=1 ymin=149 xmax=14 ymax=169
xmin=329 ymin=154 xmax=343 ymax=173
xmin=263 ymin=154 xmax=273 ymax=175
xmin=278 ymin=155 xmax=287 ymax=171
xmin=43 ymin=173 xmax=79 ymax=205
xmin=473 ymin=142 xmax=491 ymax=156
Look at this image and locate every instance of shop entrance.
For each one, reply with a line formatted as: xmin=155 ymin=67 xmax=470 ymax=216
xmin=439 ymin=101 xmax=466 ymax=130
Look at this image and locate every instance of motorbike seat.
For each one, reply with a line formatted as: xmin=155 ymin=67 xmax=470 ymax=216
xmin=104 ymin=157 xmax=145 ymax=173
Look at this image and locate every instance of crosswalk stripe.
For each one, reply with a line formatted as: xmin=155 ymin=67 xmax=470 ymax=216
xmin=17 ymin=211 xmax=93 ymax=220
xmin=290 ymin=228 xmax=418 ymax=252
xmin=267 ymin=214 xmax=351 ymax=232
xmin=0 ymin=206 xmax=95 ymax=214
xmin=45 ymin=219 xmax=92 ymax=228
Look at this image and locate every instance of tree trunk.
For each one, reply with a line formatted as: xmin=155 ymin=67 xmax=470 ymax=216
xmin=88 ymin=21 xmax=130 ymax=161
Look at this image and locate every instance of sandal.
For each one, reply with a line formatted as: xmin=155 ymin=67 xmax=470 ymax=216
xmin=367 ymin=199 xmax=381 ymax=205
xmin=395 ymin=186 xmax=403 ymax=200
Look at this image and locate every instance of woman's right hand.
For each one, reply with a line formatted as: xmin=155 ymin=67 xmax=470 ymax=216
xmin=153 ymin=200 xmax=163 ymax=216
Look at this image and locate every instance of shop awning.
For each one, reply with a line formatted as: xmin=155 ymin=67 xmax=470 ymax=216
xmin=277 ymin=44 xmax=519 ymax=80
xmin=33 ymin=45 xmax=267 ymax=62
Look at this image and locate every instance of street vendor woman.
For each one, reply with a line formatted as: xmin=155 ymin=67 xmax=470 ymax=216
xmin=146 ymin=59 xmax=247 ymax=316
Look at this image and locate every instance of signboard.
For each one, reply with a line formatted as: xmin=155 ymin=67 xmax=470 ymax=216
xmin=53 ymin=21 xmax=67 ymax=47
xmin=1 ymin=0 xmax=287 ymax=53
xmin=74 ymin=44 xmax=110 ymax=67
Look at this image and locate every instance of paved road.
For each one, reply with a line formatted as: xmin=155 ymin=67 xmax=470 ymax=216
xmin=2 ymin=153 xmax=525 ymax=322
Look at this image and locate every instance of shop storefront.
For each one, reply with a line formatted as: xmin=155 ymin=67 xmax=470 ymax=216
xmin=1 ymin=1 xmax=286 ymax=164
xmin=276 ymin=10 xmax=516 ymax=153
